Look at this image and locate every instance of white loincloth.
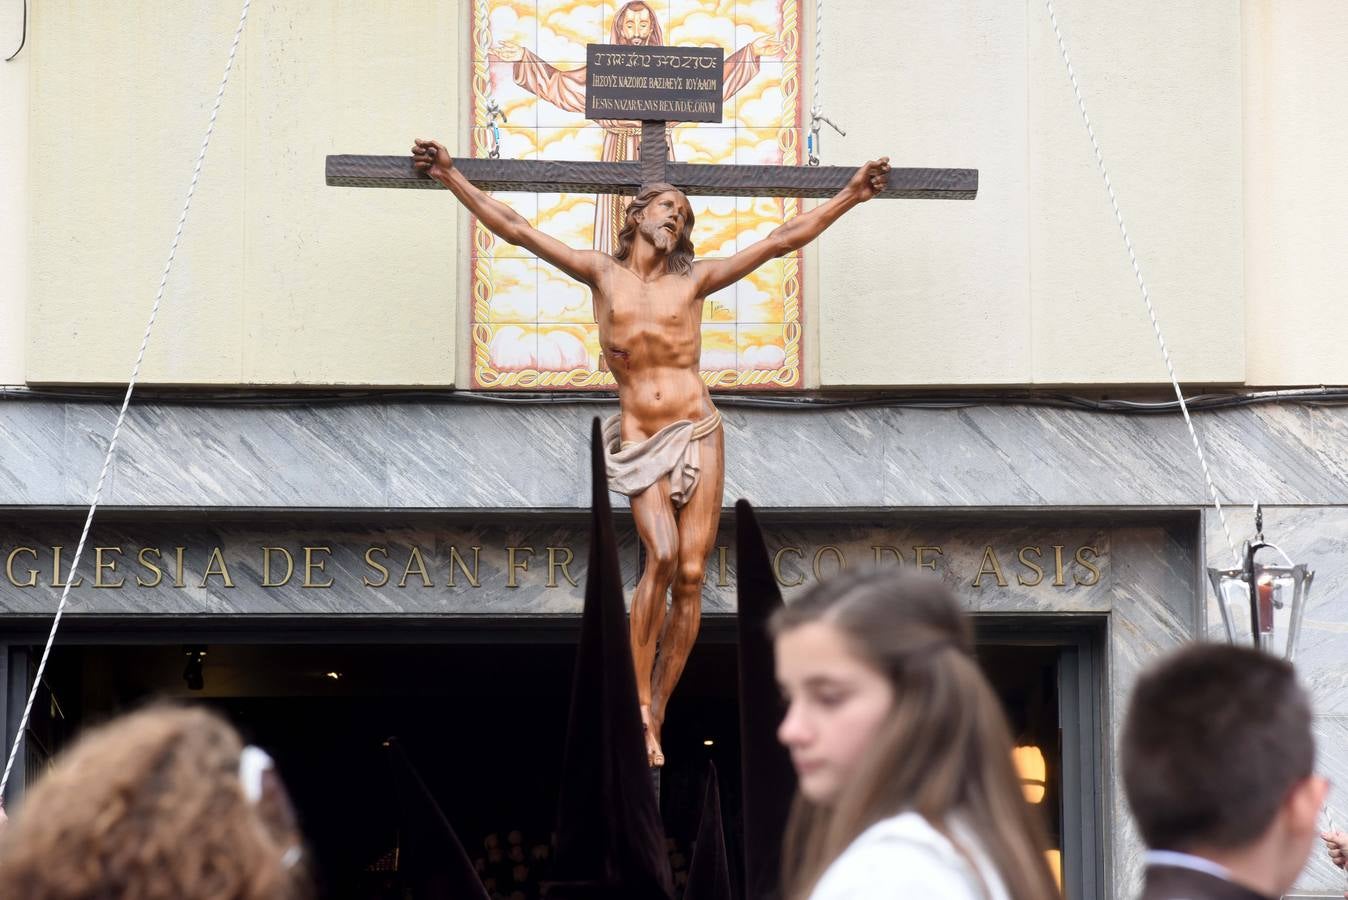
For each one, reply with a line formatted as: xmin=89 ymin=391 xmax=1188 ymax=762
xmin=601 ymin=410 xmax=722 ymax=508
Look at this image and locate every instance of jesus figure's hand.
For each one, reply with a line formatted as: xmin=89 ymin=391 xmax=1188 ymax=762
xmin=411 ymin=139 xmax=452 ymax=183
xmin=846 ymin=158 xmax=891 ymax=202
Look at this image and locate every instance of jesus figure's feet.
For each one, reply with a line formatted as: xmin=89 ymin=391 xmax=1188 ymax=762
xmin=640 ymin=704 xmax=665 ymax=768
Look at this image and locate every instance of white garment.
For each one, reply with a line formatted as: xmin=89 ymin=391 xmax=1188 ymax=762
xmin=601 ymin=410 xmax=720 ymax=508
xmin=808 ymin=812 xmax=1012 ymax=900
xmin=1144 ymin=849 xmax=1235 ymax=883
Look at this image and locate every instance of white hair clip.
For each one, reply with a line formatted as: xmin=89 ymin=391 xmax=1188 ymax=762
xmin=238 ymin=745 xmax=273 ymax=805
xmin=238 ymin=745 xmax=303 ymax=871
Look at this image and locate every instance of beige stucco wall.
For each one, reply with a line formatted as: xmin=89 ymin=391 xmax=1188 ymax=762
xmin=1028 ymin=1 xmax=1244 ymax=386
xmin=0 ymin=1 xmax=26 ymax=386
xmin=26 ymin=1 xmax=459 ymax=386
xmin=18 ymin=1 xmax=1343 ymax=389
xmin=815 ymin=1 xmax=1032 ymax=386
xmin=1243 ymin=0 xmax=1348 ymax=386
xmin=817 ymin=0 xmax=1244 ymax=387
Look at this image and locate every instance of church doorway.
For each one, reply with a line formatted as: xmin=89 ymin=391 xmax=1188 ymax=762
xmin=6 ymin=618 xmax=1100 ymax=898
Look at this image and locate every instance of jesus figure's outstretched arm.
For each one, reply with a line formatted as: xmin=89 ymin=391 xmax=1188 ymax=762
xmin=412 ymin=138 xmax=608 ymax=287
xmin=693 ymin=158 xmax=891 ymax=299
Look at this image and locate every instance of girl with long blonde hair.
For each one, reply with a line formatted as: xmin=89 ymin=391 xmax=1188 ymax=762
xmin=773 ymin=569 xmax=1060 ymax=900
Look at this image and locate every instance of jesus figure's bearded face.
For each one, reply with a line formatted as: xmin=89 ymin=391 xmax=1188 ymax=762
xmin=619 ymin=6 xmax=655 ymax=45
xmin=637 ymin=191 xmax=691 ymax=254
xmin=640 ymin=215 xmax=675 ymax=253
xmin=615 ymin=184 xmax=696 ymax=276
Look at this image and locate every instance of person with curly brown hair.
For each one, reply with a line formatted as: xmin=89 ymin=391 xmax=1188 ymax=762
xmin=0 ymin=704 xmax=310 ymax=900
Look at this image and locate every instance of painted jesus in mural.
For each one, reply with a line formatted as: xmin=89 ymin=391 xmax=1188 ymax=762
xmin=411 ymin=141 xmax=889 ymax=766
xmin=490 ymin=0 xmax=784 ymax=253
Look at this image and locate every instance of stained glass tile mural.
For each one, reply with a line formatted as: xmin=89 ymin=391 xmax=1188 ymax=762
xmin=469 ymin=0 xmax=804 ymax=389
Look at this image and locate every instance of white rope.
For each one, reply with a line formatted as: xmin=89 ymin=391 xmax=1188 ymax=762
xmin=807 ymin=0 xmax=843 ymax=165
xmin=1043 ymin=0 xmax=1241 ymax=566
xmin=0 ymin=0 xmax=253 ymax=802
xmin=811 ymin=0 xmax=823 ymax=124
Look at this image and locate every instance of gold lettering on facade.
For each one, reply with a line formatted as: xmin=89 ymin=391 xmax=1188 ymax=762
xmin=0 ymin=538 xmax=1108 ymax=593
xmin=813 ymin=545 xmax=845 ymax=581
xmin=262 ymin=547 xmax=294 ymax=587
xmin=449 ymin=546 xmax=482 ymax=588
xmin=545 ymin=547 xmax=576 ymax=588
xmin=915 ymin=546 xmax=943 ymax=571
xmin=1017 ymin=546 xmax=1044 ymax=587
xmin=200 ymin=547 xmax=235 ymax=588
xmin=872 ymin=545 xmax=903 ymax=566
xmin=136 ymin=548 xmax=164 ymax=588
xmin=1074 ymin=546 xmax=1101 ymax=586
xmin=507 ymin=546 xmax=534 ymax=588
xmin=399 ymin=547 xmax=433 ymax=588
xmin=94 ymin=547 xmax=125 ymax=588
xmin=51 ymin=546 xmax=84 ymax=588
xmin=973 ymin=546 xmax=1008 ymax=588
xmin=6 ymin=547 xmax=38 ymax=587
xmin=1052 ymin=545 xmax=1066 ymax=587
xmin=772 ymin=547 xmax=805 ymax=587
xmin=303 ymin=547 xmax=334 ymax=588
xmin=363 ymin=547 xmax=390 ymax=587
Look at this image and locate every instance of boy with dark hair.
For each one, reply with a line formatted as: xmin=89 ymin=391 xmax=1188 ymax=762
xmin=1122 ymin=643 xmax=1329 ymax=899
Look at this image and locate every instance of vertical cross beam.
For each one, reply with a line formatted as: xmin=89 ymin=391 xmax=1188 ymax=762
xmin=640 ymin=121 xmax=668 ymax=186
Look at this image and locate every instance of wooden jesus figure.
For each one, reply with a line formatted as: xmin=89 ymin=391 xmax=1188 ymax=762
xmin=413 ymin=137 xmax=890 ymax=767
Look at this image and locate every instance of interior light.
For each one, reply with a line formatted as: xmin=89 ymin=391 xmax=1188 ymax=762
xmin=325 ymin=671 xmax=342 ymax=680
xmin=702 ymin=739 xmax=714 ymax=747
xmin=1013 ymin=744 xmax=1047 ymax=804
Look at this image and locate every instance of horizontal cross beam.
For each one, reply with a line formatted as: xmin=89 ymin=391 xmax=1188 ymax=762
xmin=325 ymin=155 xmax=978 ymax=201
xmin=665 ymin=162 xmax=976 ymax=199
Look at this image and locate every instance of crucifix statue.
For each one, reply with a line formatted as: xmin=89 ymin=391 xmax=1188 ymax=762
xmin=328 ymin=43 xmax=976 ymax=768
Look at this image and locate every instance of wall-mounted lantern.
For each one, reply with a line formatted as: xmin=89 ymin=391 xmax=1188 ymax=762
xmin=1205 ymin=506 xmax=1314 ymax=661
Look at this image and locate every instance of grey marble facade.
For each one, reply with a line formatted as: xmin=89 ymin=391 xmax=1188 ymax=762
xmin=1 ymin=396 xmax=1346 ymax=895
xmin=6 ymin=398 xmax=1348 ymax=510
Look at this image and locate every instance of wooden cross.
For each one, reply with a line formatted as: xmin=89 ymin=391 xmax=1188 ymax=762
xmin=327 ymin=43 xmax=974 ymax=201
xmin=328 ymin=117 xmax=975 ymax=199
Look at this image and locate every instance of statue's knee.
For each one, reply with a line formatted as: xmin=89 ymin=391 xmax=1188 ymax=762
xmin=675 ymin=561 xmax=706 ymax=591
xmin=646 ymin=545 xmax=678 ymax=579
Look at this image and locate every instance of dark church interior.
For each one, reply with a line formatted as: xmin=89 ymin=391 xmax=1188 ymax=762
xmin=29 ymin=632 xmax=1061 ymax=898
